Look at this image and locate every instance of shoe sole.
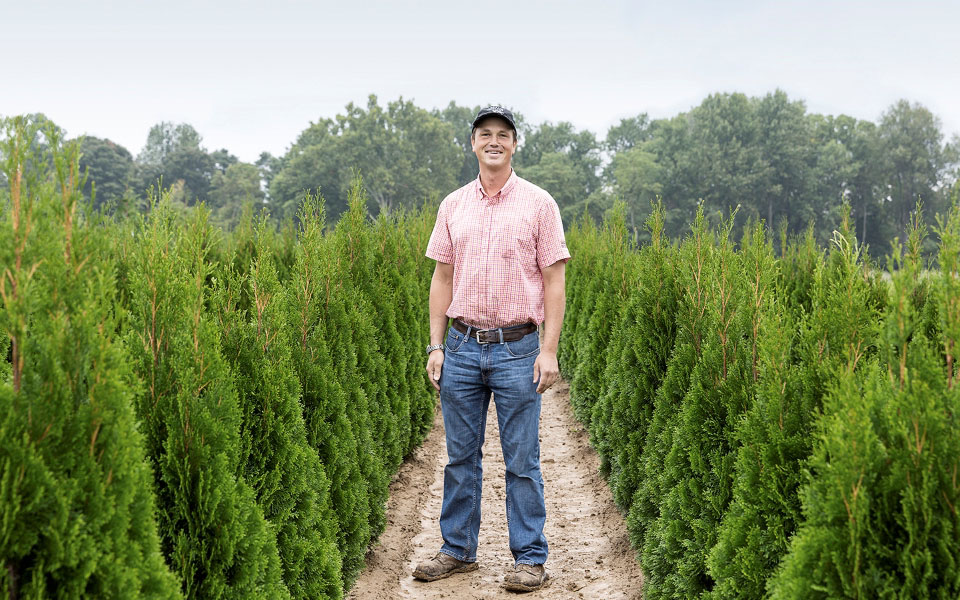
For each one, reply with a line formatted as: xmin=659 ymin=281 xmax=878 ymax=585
xmin=412 ymin=561 xmax=479 ymax=582
xmin=502 ymin=572 xmax=550 ymax=592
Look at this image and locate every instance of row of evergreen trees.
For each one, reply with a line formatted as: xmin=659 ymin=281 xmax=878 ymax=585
xmin=0 ymin=118 xmax=436 ymax=598
xmin=560 ymin=198 xmax=960 ymax=598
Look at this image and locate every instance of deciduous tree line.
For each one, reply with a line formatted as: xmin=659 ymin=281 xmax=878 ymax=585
xmin=4 ymin=91 xmax=956 ymax=248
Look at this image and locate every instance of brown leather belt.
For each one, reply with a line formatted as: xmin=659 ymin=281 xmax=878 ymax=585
xmin=452 ymin=319 xmax=537 ymax=344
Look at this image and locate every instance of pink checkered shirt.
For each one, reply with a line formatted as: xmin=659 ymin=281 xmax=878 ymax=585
xmin=426 ymin=170 xmax=571 ymax=329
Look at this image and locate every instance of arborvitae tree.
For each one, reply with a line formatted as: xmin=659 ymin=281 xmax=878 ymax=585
xmin=124 ymin=200 xmax=289 ymax=600
xmin=588 ymin=248 xmax=642 ymax=475
xmin=606 ymin=203 xmax=681 ymax=511
xmin=221 ymin=202 xmax=260 ymax=315
xmin=628 ymin=207 xmax=714 ymax=559
xmin=568 ymin=208 xmax=627 ymax=426
xmin=709 ymin=210 xmax=884 ymax=599
xmin=284 ymin=193 xmax=371 ymax=587
xmin=368 ymin=213 xmax=412 ymax=460
xmin=0 ymin=121 xmax=181 ymax=598
xmin=332 ymin=178 xmax=400 ymax=474
xmin=777 ymin=223 xmax=820 ymax=318
xmin=213 ymin=218 xmax=343 ymax=599
xmin=770 ymin=205 xmax=960 ymax=598
xmin=558 ymin=211 xmax=600 ymax=377
xmin=327 ymin=182 xmax=391 ymax=541
xmin=640 ymin=217 xmax=770 ymax=600
xmin=386 ymin=208 xmax=435 ymax=452
xmin=574 ymin=202 xmax=631 ymax=454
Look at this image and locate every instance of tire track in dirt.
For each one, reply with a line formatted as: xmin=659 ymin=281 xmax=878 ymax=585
xmin=348 ymin=380 xmax=644 ymax=599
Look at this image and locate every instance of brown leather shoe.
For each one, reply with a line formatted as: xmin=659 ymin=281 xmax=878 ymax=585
xmin=503 ymin=563 xmax=549 ymax=592
xmin=412 ymin=552 xmax=479 ymax=582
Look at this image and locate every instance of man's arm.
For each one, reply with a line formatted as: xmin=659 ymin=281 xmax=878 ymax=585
xmin=426 ymin=261 xmax=454 ymax=391
xmin=534 ymin=259 xmax=566 ymax=393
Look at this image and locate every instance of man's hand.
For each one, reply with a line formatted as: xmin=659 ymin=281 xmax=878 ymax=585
xmin=426 ymin=350 xmax=444 ymax=391
xmin=533 ymin=351 xmax=559 ymax=394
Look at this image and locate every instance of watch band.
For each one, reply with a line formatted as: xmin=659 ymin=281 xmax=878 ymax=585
xmin=426 ymin=343 xmax=444 ymax=354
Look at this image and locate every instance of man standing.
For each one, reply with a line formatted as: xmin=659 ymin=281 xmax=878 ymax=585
xmin=413 ymin=106 xmax=570 ymax=593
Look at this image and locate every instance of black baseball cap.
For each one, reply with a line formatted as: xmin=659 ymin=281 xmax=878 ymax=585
xmin=472 ymin=106 xmax=517 ymax=132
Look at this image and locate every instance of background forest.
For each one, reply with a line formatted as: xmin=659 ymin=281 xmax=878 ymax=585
xmin=2 ymin=90 xmax=958 ymax=252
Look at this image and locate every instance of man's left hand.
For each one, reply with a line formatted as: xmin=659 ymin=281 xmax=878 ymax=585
xmin=533 ymin=351 xmax=560 ymax=394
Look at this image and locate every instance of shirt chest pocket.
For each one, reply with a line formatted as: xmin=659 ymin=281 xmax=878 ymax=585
xmin=493 ymin=219 xmax=536 ymax=266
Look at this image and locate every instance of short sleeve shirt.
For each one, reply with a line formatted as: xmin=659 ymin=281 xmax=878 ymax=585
xmin=426 ymin=170 xmax=571 ymax=329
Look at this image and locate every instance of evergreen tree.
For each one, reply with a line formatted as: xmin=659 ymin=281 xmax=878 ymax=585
xmin=770 ymin=206 xmax=960 ymax=598
xmin=386 ymin=207 xmax=435 ymax=451
xmin=124 ymin=200 xmax=289 ymax=599
xmin=285 ymin=193 xmax=371 ymax=587
xmin=332 ymin=178 xmax=399 ymax=474
xmin=213 ymin=218 xmax=343 ymax=599
xmin=709 ymin=210 xmax=884 ymax=599
xmin=0 ymin=120 xmax=181 ymax=599
xmin=641 ymin=217 xmax=771 ymax=599
xmin=588 ymin=247 xmax=641 ymax=475
xmin=327 ymin=182 xmax=391 ymax=542
xmin=574 ymin=202 xmax=630 ymax=448
xmin=628 ymin=207 xmax=715 ymax=563
xmin=558 ymin=211 xmax=599 ymax=377
xmin=606 ymin=204 xmax=681 ymax=512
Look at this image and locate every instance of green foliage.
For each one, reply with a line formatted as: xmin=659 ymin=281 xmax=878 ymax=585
xmin=77 ymin=135 xmax=137 ymax=213
xmin=769 ymin=205 xmax=960 ymax=598
xmin=566 ymin=197 xmax=960 ymax=598
xmin=708 ymin=210 xmax=885 ymax=599
xmin=208 ymin=162 xmax=266 ymax=230
xmin=627 ymin=207 xmax=716 ymax=573
xmin=123 ymin=201 xmax=290 ymax=600
xmin=284 ymin=191 xmax=372 ymax=588
xmin=0 ymin=118 xmax=181 ymax=599
xmin=606 ymin=204 xmax=681 ymax=511
xmin=213 ymin=219 xmax=342 ymax=599
xmin=568 ymin=202 xmax=631 ymax=428
xmin=639 ymin=215 xmax=767 ymax=599
xmin=1 ymin=118 xmax=438 ymax=599
xmin=269 ymin=96 xmax=461 ymax=222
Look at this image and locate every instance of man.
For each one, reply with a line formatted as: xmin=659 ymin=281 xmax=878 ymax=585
xmin=413 ymin=106 xmax=570 ymax=593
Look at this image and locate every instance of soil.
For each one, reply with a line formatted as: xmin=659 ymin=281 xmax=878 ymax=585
xmin=347 ymin=380 xmax=645 ymax=599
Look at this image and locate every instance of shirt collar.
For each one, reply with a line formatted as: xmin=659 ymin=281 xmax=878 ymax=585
xmin=475 ymin=169 xmax=518 ymax=200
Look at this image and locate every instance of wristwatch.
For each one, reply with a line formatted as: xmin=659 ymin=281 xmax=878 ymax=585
xmin=425 ymin=343 xmax=444 ymax=354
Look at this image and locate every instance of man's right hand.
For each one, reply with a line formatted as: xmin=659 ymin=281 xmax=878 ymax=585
xmin=426 ymin=350 xmax=444 ymax=391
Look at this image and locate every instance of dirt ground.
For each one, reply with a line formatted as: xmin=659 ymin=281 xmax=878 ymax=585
xmin=347 ymin=380 xmax=645 ymax=599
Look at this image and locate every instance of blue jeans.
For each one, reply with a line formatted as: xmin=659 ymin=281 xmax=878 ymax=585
xmin=438 ymin=324 xmax=548 ymax=566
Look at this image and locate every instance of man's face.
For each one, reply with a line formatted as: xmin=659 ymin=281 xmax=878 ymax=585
xmin=471 ymin=117 xmax=517 ymax=170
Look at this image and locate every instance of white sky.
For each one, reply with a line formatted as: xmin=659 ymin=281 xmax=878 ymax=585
xmin=2 ymin=0 xmax=958 ymax=163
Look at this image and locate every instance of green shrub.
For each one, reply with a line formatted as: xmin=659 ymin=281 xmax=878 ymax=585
xmin=284 ymin=193 xmax=373 ymax=587
xmin=606 ymin=205 xmax=681 ymax=512
xmin=709 ymin=211 xmax=885 ymax=599
xmin=123 ymin=201 xmax=289 ymax=599
xmin=0 ymin=121 xmax=181 ymax=599
xmin=769 ymin=205 xmax=960 ymax=599
xmin=628 ymin=207 xmax=715 ymax=564
xmin=213 ymin=218 xmax=343 ymax=599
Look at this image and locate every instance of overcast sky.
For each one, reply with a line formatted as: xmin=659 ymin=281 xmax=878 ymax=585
xmin=3 ymin=0 xmax=958 ymax=163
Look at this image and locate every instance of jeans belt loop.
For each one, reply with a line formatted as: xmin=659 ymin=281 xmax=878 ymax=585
xmin=498 ymin=328 xmax=504 ymax=344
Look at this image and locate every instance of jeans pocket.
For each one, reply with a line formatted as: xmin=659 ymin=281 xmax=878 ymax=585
xmin=505 ymin=331 xmax=540 ymax=358
xmin=446 ymin=328 xmax=468 ymax=353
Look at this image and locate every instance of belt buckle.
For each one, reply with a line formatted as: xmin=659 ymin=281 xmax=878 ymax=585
xmin=475 ymin=329 xmax=489 ymax=344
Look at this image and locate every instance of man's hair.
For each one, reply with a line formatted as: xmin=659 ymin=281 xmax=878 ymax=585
xmin=471 ymin=116 xmax=518 ymax=142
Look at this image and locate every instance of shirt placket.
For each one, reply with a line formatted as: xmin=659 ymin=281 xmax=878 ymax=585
xmin=480 ymin=194 xmax=492 ymax=327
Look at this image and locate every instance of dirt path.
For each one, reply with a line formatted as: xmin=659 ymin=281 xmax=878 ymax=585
xmin=347 ymin=380 xmax=645 ymax=599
